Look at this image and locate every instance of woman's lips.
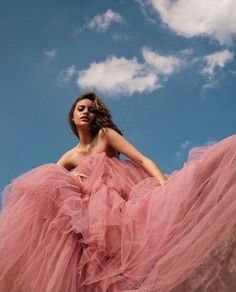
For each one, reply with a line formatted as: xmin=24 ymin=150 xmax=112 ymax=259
xmin=80 ymin=116 xmax=89 ymax=121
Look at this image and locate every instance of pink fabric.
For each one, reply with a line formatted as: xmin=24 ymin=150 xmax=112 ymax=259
xmin=0 ymin=135 xmax=236 ymax=292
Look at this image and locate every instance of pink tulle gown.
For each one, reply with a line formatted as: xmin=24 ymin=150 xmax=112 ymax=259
xmin=0 ymin=135 xmax=236 ymax=292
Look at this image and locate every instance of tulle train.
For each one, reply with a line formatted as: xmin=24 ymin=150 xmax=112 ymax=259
xmin=0 ymin=135 xmax=236 ymax=291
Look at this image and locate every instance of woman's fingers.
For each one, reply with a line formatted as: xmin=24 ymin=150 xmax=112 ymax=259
xmin=70 ymin=170 xmax=88 ymax=181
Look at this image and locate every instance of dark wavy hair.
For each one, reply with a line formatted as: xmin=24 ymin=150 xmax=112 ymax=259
xmin=68 ymin=92 xmax=122 ymax=139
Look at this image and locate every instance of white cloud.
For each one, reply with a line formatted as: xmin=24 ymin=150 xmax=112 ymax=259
xmin=57 ymin=65 xmax=76 ymax=85
xmin=112 ymin=33 xmax=130 ymax=41
xmin=77 ymin=56 xmax=159 ymax=95
xmin=150 ymin=0 xmax=236 ymax=44
xmin=135 ymin=0 xmax=158 ymax=24
xmin=44 ymin=49 xmax=58 ymax=61
xmin=142 ymin=47 xmax=183 ymax=75
xmin=176 ymin=140 xmax=191 ymax=157
xmin=76 ymin=48 xmax=186 ymax=95
xmin=200 ymin=50 xmax=234 ymax=90
xmin=180 ymin=140 xmax=191 ymax=149
xmin=204 ymin=140 xmax=217 ymax=146
xmin=178 ymin=48 xmax=194 ymax=57
xmin=201 ymin=50 xmax=234 ymax=77
xmin=88 ymin=9 xmax=123 ymax=32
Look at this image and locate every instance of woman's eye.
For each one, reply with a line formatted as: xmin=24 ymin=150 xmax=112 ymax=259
xmin=76 ymin=106 xmax=95 ymax=112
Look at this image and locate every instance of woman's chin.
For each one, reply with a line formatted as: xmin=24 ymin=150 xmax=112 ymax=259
xmin=77 ymin=123 xmax=92 ymax=129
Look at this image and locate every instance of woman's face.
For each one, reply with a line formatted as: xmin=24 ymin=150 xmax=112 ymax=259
xmin=73 ymin=98 xmax=96 ymax=129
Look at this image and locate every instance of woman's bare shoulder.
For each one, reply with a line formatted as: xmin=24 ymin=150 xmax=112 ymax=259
xmin=98 ymin=127 xmax=120 ymax=139
xmin=56 ymin=147 xmax=79 ymax=169
xmin=61 ymin=147 xmax=77 ymax=157
xmin=98 ymin=127 xmax=108 ymax=137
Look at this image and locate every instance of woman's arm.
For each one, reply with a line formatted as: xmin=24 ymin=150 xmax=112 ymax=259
xmin=104 ymin=128 xmax=167 ymax=186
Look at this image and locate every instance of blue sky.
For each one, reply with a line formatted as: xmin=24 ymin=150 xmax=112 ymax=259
xmin=0 ymin=0 xmax=235 ymax=198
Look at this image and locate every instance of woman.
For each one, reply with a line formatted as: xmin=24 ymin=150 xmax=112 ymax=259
xmin=57 ymin=92 xmax=167 ymax=186
xmin=0 ymin=92 xmax=236 ymax=292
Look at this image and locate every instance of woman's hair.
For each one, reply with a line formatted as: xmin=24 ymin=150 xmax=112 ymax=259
xmin=68 ymin=92 xmax=122 ymax=139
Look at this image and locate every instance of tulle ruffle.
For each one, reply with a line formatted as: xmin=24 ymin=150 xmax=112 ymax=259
xmin=0 ymin=135 xmax=236 ymax=291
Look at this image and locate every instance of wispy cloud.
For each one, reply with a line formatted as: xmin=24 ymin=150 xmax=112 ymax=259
xmin=178 ymin=48 xmax=194 ymax=58
xmin=87 ymin=9 xmax=123 ymax=32
xmin=149 ymin=0 xmax=236 ymax=45
xmin=142 ymin=47 xmax=184 ymax=75
xmin=57 ymin=65 xmax=76 ymax=85
xmin=73 ymin=9 xmax=124 ymax=37
xmin=135 ymin=0 xmax=158 ymax=24
xmin=44 ymin=49 xmax=58 ymax=61
xmin=77 ymin=48 xmax=185 ymax=95
xmin=201 ymin=50 xmax=234 ymax=89
xmin=176 ymin=140 xmax=191 ymax=157
xmin=204 ymin=139 xmax=217 ymax=146
xmin=201 ymin=50 xmax=234 ymax=77
xmin=112 ymin=33 xmax=130 ymax=41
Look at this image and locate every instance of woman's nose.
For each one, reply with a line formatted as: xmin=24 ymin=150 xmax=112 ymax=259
xmin=83 ymin=107 xmax=89 ymax=113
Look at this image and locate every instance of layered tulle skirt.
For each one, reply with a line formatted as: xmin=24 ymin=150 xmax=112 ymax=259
xmin=0 ymin=135 xmax=236 ymax=291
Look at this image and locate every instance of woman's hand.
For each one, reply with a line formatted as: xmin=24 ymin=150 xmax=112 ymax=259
xmin=70 ymin=170 xmax=88 ymax=182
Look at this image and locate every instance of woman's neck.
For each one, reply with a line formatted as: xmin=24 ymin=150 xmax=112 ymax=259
xmin=76 ymin=129 xmax=95 ymax=150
